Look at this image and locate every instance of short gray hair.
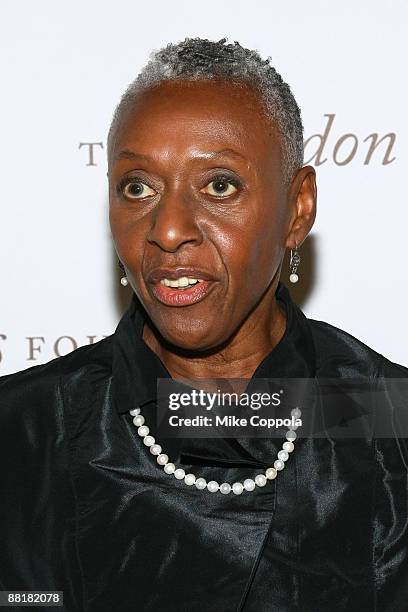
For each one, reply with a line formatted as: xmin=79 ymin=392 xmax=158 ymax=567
xmin=107 ymin=37 xmax=304 ymax=184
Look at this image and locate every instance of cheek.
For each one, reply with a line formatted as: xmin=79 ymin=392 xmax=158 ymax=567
xmin=223 ymin=208 xmax=284 ymax=289
xmin=248 ymin=226 xmax=282 ymax=276
xmin=109 ymin=212 xmax=146 ymax=279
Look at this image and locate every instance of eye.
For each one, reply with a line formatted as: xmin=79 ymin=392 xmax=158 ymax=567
xmin=200 ymin=176 xmax=239 ymax=197
xmin=121 ymin=179 xmax=157 ymax=200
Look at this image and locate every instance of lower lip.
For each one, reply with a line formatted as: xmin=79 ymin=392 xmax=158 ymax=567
xmin=150 ymin=280 xmax=216 ymax=306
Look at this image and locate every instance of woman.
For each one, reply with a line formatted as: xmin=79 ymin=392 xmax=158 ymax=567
xmin=1 ymin=38 xmax=407 ymax=612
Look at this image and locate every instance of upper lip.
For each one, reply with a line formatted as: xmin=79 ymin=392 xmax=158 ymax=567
xmin=147 ymin=267 xmax=217 ymax=283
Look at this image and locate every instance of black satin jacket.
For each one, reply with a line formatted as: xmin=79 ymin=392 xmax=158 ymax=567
xmin=1 ymin=282 xmax=407 ymax=612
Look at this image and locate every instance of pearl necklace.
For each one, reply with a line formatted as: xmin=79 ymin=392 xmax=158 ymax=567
xmin=129 ymin=406 xmax=301 ymax=495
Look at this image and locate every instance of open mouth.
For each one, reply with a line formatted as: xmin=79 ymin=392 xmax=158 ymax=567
xmin=160 ymin=277 xmax=202 ymax=290
xmin=150 ymin=276 xmax=216 ymax=306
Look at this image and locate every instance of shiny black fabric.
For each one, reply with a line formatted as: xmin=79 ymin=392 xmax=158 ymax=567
xmin=1 ymin=282 xmax=407 ymax=612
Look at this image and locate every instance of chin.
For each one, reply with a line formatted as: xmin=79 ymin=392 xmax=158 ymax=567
xmin=157 ymin=319 xmax=226 ymax=353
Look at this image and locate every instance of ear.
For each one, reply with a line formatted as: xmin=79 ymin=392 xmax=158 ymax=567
xmin=285 ymin=166 xmax=317 ymax=249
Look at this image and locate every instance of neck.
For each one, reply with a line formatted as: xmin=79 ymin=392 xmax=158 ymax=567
xmin=142 ymin=280 xmax=287 ymax=383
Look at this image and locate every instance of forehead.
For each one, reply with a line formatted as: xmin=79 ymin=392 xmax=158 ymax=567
xmin=110 ymin=79 xmax=282 ymax=167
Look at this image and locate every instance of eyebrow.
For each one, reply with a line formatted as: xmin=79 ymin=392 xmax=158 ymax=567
xmin=114 ymin=148 xmax=247 ymax=162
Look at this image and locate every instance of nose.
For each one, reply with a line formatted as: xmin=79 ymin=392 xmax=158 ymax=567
xmin=146 ymin=192 xmax=203 ymax=252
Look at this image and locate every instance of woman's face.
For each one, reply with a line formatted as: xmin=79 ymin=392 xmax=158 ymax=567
xmin=109 ymin=79 xmax=306 ymax=350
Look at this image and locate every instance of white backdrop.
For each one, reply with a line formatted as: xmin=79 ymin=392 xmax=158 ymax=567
xmin=1 ymin=0 xmax=407 ymax=375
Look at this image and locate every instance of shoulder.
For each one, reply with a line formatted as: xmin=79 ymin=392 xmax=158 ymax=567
xmin=307 ymin=317 xmax=408 ymax=377
xmin=0 ymin=335 xmax=113 ymax=430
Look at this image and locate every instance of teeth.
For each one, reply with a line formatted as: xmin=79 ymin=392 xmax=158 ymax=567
xmin=160 ymin=276 xmax=202 ymax=287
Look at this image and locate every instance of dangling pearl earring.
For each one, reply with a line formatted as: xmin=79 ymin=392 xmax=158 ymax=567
xmin=118 ymin=259 xmax=129 ymax=286
xmin=289 ymin=243 xmax=301 ymax=283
